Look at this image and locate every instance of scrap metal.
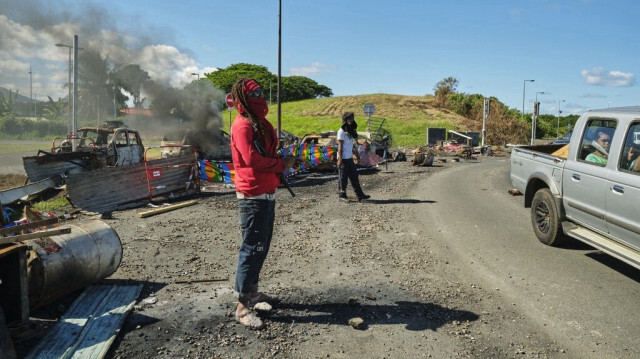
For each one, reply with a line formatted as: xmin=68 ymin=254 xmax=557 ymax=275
xmin=66 ymin=154 xmax=199 ymax=214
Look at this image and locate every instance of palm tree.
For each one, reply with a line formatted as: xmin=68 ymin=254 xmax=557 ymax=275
xmin=42 ymin=96 xmax=67 ymax=120
xmin=112 ymin=64 xmax=150 ymax=109
xmin=77 ymin=50 xmax=122 ymax=126
xmin=0 ymin=90 xmax=17 ymax=116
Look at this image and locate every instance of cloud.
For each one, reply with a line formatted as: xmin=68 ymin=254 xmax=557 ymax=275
xmin=0 ymin=1 xmax=208 ymax=101
xmin=289 ymin=62 xmax=331 ymax=76
xmin=581 ymin=67 xmax=635 ymax=87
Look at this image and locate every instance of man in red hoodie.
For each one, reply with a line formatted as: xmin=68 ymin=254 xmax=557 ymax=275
xmin=230 ymin=78 xmax=295 ymax=329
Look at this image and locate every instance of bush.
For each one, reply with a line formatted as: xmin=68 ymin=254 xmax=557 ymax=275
xmin=0 ymin=116 xmax=68 ymax=139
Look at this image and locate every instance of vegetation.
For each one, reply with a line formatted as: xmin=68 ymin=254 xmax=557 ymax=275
xmin=0 ymin=174 xmax=27 ymax=191
xmin=0 ymin=117 xmax=67 ymax=139
xmin=433 ymin=77 xmax=459 ymax=108
xmin=264 ymin=94 xmax=469 ymax=147
xmin=206 ymin=63 xmax=332 ymax=103
xmin=30 ymin=196 xmax=70 ymax=213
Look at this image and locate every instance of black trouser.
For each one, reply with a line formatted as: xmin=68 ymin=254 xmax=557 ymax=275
xmin=338 ymin=158 xmax=365 ymax=198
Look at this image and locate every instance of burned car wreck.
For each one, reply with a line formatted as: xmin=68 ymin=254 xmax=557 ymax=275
xmin=22 ymin=121 xmax=144 ymax=182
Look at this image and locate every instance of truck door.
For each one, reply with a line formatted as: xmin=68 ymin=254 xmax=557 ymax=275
xmin=112 ymin=130 xmax=129 ymax=166
xmin=605 ymin=121 xmax=640 ymax=251
xmin=562 ymin=119 xmax=617 ymax=235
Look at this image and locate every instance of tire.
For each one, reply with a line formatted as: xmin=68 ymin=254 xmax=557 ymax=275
xmin=531 ymin=188 xmax=565 ymax=246
xmin=423 ymin=150 xmax=435 ymax=167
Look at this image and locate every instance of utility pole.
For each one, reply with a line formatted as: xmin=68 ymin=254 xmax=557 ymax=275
xmin=557 ymin=99 xmax=565 ymax=139
xmin=72 ymin=35 xmax=79 ymax=151
xmin=114 ymin=87 xmax=117 ymax=121
xmin=482 ymin=98 xmax=490 ymax=147
xmin=28 ymin=66 xmax=33 ymax=117
xmin=277 ymin=0 xmax=282 ymax=142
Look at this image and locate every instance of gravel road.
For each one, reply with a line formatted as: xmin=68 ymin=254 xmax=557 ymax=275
xmin=14 ymin=154 xmax=639 ymax=358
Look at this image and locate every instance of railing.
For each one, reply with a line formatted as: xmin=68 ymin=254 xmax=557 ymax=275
xmin=143 ymin=145 xmax=200 ymax=199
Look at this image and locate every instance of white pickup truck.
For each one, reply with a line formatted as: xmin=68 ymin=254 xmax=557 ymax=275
xmin=510 ymin=107 xmax=640 ymax=270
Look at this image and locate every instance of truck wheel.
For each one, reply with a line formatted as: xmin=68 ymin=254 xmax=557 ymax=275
xmin=531 ymin=188 xmax=565 ymax=246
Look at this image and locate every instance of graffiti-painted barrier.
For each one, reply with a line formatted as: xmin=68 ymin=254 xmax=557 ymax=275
xmin=200 ymin=143 xmax=337 ymax=183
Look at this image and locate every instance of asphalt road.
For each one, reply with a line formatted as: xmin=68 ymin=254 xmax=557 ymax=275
xmin=417 ymin=158 xmax=640 ymax=358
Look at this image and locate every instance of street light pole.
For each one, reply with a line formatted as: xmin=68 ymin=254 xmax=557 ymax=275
xmin=113 ymin=87 xmax=117 ymax=121
xmin=28 ymin=66 xmax=33 ymax=117
xmin=72 ymin=35 xmax=79 ymax=151
xmin=277 ymin=0 xmax=282 ymax=142
xmin=557 ymin=99 xmax=565 ymax=139
xmin=532 ymin=91 xmax=545 ymax=145
xmin=522 ymin=79 xmax=534 ymax=124
xmin=190 ymin=73 xmax=199 ymax=96
xmin=56 ymin=43 xmax=74 ymax=134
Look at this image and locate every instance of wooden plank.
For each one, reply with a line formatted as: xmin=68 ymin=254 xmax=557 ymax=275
xmin=137 ymin=199 xmax=198 ymax=218
xmin=0 ymin=227 xmax=71 ymax=245
xmin=0 ymin=218 xmax=59 ymax=235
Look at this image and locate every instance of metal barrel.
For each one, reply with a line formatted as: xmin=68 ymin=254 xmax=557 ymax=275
xmin=25 ymin=220 xmax=122 ymax=309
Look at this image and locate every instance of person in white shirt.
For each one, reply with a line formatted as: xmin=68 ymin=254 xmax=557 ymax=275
xmin=337 ymin=112 xmax=370 ymax=202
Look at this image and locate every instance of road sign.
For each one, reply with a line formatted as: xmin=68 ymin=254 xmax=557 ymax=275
xmin=225 ymin=93 xmax=234 ymax=108
xmin=363 ymin=103 xmax=375 ymax=116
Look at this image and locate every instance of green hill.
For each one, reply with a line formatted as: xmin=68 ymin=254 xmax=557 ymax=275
xmin=274 ymin=94 xmax=470 ymax=147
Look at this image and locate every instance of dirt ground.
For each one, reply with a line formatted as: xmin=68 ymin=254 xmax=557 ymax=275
xmin=15 ymin=155 xmax=561 ymax=358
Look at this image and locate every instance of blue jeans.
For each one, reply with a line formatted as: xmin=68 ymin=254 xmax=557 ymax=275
xmin=235 ymin=198 xmax=276 ymax=303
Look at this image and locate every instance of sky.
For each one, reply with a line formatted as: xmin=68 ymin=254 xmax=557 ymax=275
xmin=1 ymin=0 xmax=639 ymax=117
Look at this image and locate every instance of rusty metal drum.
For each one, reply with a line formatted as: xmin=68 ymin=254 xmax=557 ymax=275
xmin=25 ymin=220 xmax=122 ymax=308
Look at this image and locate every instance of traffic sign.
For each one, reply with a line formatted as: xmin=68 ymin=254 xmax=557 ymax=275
xmin=363 ymin=103 xmax=375 ymax=116
xmin=225 ymin=93 xmax=234 ymax=108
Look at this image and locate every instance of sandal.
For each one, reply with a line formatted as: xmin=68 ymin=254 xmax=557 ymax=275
xmin=248 ymin=292 xmax=275 ymax=307
xmin=235 ymin=308 xmax=264 ymax=330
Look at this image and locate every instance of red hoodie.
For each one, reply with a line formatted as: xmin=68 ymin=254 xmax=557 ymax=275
xmin=230 ymin=116 xmax=284 ymax=196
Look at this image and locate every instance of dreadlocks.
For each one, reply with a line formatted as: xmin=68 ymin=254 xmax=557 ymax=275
xmin=231 ymin=78 xmax=269 ymax=140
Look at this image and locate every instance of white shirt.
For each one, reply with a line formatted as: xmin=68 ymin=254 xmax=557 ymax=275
xmin=337 ymin=128 xmax=354 ymax=159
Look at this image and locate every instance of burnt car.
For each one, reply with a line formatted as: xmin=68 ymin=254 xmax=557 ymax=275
xmin=23 ymin=121 xmax=144 ymax=182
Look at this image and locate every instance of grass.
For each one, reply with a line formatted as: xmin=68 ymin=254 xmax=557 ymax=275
xmin=1 ymin=94 xmax=467 ymax=149
xmin=0 ymin=174 xmax=27 ymax=190
xmin=31 ymin=196 xmax=70 ymax=213
xmin=0 ymin=141 xmax=52 ymax=154
xmin=265 ymin=94 xmax=467 ymax=147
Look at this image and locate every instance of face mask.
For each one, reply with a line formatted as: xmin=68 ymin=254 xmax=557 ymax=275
xmin=248 ymin=98 xmax=269 ymax=119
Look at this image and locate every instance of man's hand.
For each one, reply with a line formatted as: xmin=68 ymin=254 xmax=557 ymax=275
xmin=284 ymin=155 xmax=297 ymax=171
xmin=337 ymin=158 xmax=342 ymax=167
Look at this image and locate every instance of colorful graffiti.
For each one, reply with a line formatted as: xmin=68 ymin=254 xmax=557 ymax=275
xmin=200 ymin=143 xmax=337 ymax=183
xmin=200 ymin=160 xmax=235 ymax=183
xmin=280 ymin=143 xmax=337 ymax=176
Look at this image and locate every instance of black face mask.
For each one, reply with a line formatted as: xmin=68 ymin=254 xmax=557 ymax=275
xmin=341 ymin=121 xmax=358 ymax=139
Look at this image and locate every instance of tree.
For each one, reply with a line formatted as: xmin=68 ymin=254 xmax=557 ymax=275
xmin=206 ymin=63 xmax=333 ymax=103
xmin=207 ymin=63 xmax=275 ymax=95
xmin=113 ymin=64 xmax=150 ymax=109
xmin=77 ymin=50 xmax=117 ymax=125
xmin=433 ymin=77 xmax=459 ymax=107
xmin=0 ymin=90 xmax=17 ymax=116
xmin=42 ymin=96 xmax=67 ymax=120
xmin=77 ymin=50 xmax=135 ymax=125
xmin=280 ymin=76 xmax=333 ymax=102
